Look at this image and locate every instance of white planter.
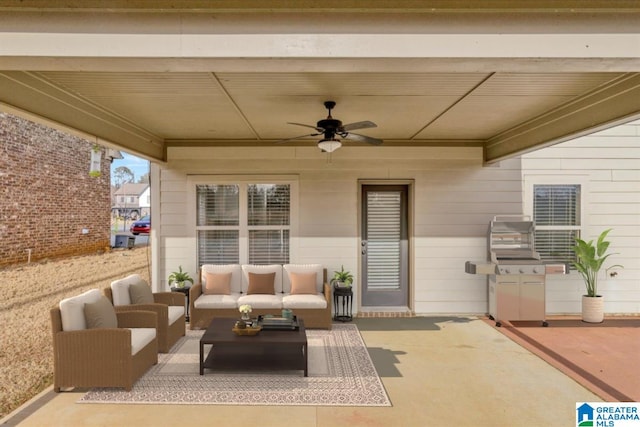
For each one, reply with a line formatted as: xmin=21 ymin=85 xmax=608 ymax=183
xmin=582 ymin=295 xmax=604 ymax=323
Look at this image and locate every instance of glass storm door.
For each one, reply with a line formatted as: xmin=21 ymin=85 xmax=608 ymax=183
xmin=361 ymin=185 xmax=408 ymax=306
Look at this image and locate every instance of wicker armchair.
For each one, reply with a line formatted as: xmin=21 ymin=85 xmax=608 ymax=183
xmin=51 ymin=292 xmax=158 ymax=392
xmin=105 ymin=274 xmax=186 ymax=353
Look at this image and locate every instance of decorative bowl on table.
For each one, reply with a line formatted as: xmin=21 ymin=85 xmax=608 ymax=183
xmin=232 ymin=325 xmax=262 ymax=336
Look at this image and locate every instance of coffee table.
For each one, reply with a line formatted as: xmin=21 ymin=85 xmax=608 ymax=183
xmin=199 ymin=317 xmax=308 ymax=376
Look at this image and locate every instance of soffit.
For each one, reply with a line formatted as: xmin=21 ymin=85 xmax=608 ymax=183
xmin=1 ymin=4 xmax=640 ymax=164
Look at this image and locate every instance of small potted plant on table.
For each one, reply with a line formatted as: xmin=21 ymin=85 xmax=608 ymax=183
xmin=331 ymin=265 xmax=354 ymax=289
xmin=168 ymin=266 xmax=194 ymax=289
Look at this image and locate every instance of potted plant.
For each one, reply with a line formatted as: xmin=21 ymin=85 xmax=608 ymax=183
xmin=331 ymin=265 xmax=354 ymax=288
xmin=572 ymin=228 xmax=623 ymax=323
xmin=168 ymin=266 xmax=194 ymax=289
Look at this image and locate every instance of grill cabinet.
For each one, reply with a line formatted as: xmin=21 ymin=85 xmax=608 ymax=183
xmin=465 ymin=215 xmax=567 ymax=327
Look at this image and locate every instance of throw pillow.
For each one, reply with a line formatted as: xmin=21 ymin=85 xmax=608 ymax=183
xmin=84 ymin=296 xmax=118 ymax=329
xmin=290 ymin=272 xmax=317 ymax=294
xmin=247 ymin=272 xmax=276 ymax=295
xmin=129 ymin=280 xmax=154 ymax=304
xmin=204 ymin=272 xmax=232 ymax=295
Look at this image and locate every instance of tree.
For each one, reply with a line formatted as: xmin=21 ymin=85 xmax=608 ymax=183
xmin=113 ymin=166 xmax=134 ymax=189
xmin=137 ymin=172 xmax=150 ymax=184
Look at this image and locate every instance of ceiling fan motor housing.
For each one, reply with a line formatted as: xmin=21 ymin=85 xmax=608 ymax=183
xmin=317 ymin=118 xmax=343 ymax=139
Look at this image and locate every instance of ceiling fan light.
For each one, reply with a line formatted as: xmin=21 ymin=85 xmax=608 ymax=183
xmin=318 ymin=138 xmax=342 ymax=153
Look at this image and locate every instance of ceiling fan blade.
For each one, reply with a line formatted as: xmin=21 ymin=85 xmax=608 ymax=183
xmin=344 ymin=132 xmax=383 ymax=145
xmin=341 ymin=121 xmax=377 ymax=132
xmin=276 ymin=133 xmax=320 ymax=144
xmin=287 ymin=122 xmax=324 ymax=132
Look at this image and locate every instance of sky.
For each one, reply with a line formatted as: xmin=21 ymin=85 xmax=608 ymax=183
xmin=110 ymin=152 xmax=149 ymax=183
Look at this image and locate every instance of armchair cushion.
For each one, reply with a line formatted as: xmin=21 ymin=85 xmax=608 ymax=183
xmin=167 ymin=306 xmax=185 ymax=325
xmin=289 ymin=272 xmax=318 ymax=295
xmin=129 ymin=328 xmax=157 ymax=355
xmin=111 ymin=274 xmax=147 ymax=306
xmin=129 ymin=281 xmax=154 ymax=304
xmin=203 ymin=271 xmax=232 ymax=295
xmin=59 ymin=289 xmax=103 ymax=331
xmin=84 ymin=295 xmax=118 ymax=329
xmin=247 ymin=272 xmax=276 ymax=295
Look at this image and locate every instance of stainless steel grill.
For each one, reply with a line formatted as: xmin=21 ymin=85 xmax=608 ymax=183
xmin=465 ymin=215 xmax=567 ymax=327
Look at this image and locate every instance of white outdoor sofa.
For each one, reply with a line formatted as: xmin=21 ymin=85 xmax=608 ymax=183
xmin=189 ymin=264 xmax=332 ymax=330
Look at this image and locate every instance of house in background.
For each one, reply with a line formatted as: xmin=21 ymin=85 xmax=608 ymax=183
xmin=139 ymin=186 xmax=151 ymax=217
xmin=1 ymin=3 xmax=639 ymax=317
xmin=112 ymin=183 xmax=149 ymax=220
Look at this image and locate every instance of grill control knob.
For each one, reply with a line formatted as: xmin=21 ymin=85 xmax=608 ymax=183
xmin=519 ymin=268 xmax=525 ymax=274
xmin=503 ymin=268 xmax=510 ymax=274
xmin=533 ymin=267 xmax=540 ymax=274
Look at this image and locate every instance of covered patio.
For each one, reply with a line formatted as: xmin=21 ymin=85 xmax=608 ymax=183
xmin=9 ymin=316 xmax=640 ymax=427
xmin=2 ymin=3 xmax=640 ymax=425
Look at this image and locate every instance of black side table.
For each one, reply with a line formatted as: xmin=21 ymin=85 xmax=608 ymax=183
xmin=170 ymin=284 xmax=191 ymax=322
xmin=333 ymin=286 xmax=353 ymax=322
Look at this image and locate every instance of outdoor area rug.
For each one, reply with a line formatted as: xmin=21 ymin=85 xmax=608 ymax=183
xmin=79 ymin=324 xmax=391 ymax=406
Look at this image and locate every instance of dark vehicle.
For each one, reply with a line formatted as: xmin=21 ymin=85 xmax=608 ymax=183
xmin=130 ymin=215 xmax=150 ymax=235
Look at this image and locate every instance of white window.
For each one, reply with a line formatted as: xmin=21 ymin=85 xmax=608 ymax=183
xmin=532 ymin=184 xmax=581 ymax=264
xmin=196 ymin=182 xmax=291 ymax=267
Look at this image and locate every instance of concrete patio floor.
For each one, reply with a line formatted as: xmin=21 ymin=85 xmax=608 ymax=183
xmin=4 ymin=315 xmax=637 ymax=427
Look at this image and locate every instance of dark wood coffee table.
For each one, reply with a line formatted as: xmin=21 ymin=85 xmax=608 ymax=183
xmin=199 ymin=317 xmax=308 ymax=376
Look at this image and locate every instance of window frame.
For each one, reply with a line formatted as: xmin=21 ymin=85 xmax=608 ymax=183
xmin=524 ymin=175 xmax=588 ymax=266
xmin=189 ymin=175 xmax=298 ymax=267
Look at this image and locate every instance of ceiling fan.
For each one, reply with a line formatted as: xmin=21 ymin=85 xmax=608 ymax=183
xmin=281 ymin=101 xmax=383 ymax=152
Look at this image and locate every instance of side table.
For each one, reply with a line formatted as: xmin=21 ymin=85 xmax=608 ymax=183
xmin=170 ymin=285 xmax=191 ymax=322
xmin=333 ymin=286 xmax=353 ymax=322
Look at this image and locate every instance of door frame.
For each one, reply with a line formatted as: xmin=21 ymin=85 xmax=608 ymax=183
xmin=357 ymin=179 xmax=414 ymax=312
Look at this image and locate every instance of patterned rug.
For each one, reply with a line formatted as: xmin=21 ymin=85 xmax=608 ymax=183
xmin=79 ymin=324 xmax=391 ymax=406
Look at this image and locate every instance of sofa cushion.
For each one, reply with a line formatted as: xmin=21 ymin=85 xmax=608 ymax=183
xmin=247 ymin=272 xmax=276 ymax=295
xmin=283 ymin=264 xmax=324 ymax=293
xmin=201 ymin=264 xmax=242 ymax=293
xmin=83 ymin=295 xmax=118 ymax=329
xmin=129 ymin=280 xmax=154 ymax=304
xmin=289 ymin=272 xmax=318 ymax=295
xmin=167 ymin=305 xmax=185 ymax=325
xmin=282 ymin=294 xmax=328 ymax=309
xmin=203 ymin=271 xmax=232 ymax=295
xmin=241 ymin=264 xmax=283 ymax=293
xmin=237 ymin=294 xmax=283 ymax=309
xmin=110 ymin=274 xmax=147 ymax=306
xmin=194 ymin=293 xmax=241 ymax=309
xmin=59 ymin=289 xmax=103 ymax=331
xmin=128 ymin=328 xmax=156 ymax=355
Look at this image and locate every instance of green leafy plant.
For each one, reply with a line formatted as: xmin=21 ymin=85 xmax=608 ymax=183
xmin=331 ymin=265 xmax=354 ymax=287
xmin=168 ymin=266 xmax=194 ymax=288
xmin=572 ymin=228 xmax=623 ymax=297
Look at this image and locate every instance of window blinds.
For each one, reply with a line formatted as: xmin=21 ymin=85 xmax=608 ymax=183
xmin=196 ymin=183 xmax=290 ymax=267
xmin=533 ymin=184 xmax=580 ymax=263
xmin=366 ymin=191 xmax=401 ymax=290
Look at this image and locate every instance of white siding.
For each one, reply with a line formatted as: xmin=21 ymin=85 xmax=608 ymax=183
xmin=156 ymin=145 xmax=522 ymax=315
xmin=155 ymin=122 xmax=640 ymax=316
xmin=522 ymin=119 xmax=640 ymax=315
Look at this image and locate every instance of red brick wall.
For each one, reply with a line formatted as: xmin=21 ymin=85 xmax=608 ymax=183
xmin=0 ymin=112 xmax=111 ymax=266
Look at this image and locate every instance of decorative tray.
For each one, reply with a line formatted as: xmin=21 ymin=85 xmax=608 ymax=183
xmin=257 ymin=315 xmax=299 ymax=330
xmin=232 ymin=325 xmax=262 ymax=336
